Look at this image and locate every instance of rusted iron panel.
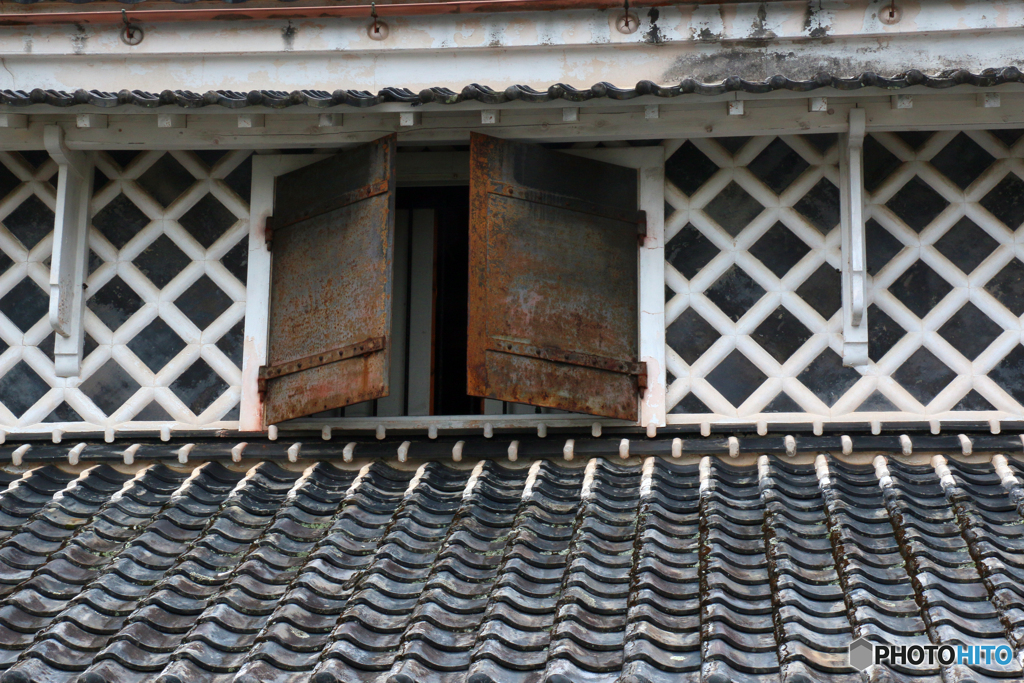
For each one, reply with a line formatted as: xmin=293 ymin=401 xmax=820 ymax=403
xmin=467 ymin=132 xmax=641 ymax=421
xmin=263 ymin=134 xmax=396 ymax=426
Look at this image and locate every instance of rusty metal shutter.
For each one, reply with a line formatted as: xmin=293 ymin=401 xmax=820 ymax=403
xmin=260 ymin=134 xmax=396 ymax=426
xmin=467 ymin=133 xmax=645 ymax=421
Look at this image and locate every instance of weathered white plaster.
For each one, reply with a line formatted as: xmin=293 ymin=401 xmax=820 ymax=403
xmin=0 ymin=2 xmax=1020 ymax=96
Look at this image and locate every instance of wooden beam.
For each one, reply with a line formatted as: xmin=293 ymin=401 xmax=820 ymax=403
xmin=840 ymin=108 xmax=868 ymax=368
xmin=43 ymin=125 xmax=94 ymax=377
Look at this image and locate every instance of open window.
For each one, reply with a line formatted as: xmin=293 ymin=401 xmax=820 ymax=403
xmin=258 ymin=133 xmax=645 ymax=427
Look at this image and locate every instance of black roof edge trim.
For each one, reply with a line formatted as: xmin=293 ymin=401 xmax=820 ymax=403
xmin=4 ymin=68 xmax=1022 ymax=110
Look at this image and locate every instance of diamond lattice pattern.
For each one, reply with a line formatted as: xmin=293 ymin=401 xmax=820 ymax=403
xmin=666 ymin=130 xmax=1024 ymax=423
xmin=0 ymin=150 xmax=252 ymax=428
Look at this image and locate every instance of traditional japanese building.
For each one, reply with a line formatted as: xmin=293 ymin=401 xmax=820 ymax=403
xmin=0 ymin=1 xmax=1022 ymax=682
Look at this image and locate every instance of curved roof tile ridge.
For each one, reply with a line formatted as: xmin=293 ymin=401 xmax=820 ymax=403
xmin=1 ymin=67 xmax=1020 ymax=109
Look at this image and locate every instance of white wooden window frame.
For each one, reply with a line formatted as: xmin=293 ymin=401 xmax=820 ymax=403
xmin=239 ymin=146 xmax=666 ymax=433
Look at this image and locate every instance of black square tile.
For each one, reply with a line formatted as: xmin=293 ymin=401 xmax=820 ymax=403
xmin=985 ymin=259 xmax=1024 ymax=316
xmin=990 ymin=345 xmax=1024 ymax=405
xmin=716 ymin=137 xmax=750 ymax=155
xmin=705 ymin=266 xmax=765 ymax=322
xmin=930 ymin=133 xmax=995 ymax=190
xmin=796 ymin=264 xmax=842 ymax=319
xmin=133 ymin=234 xmax=191 ymax=289
xmin=980 ymin=173 xmax=1024 ymax=230
xmin=171 ymin=359 xmax=229 ymax=415
xmin=804 ymin=134 xmax=838 ymax=154
xmin=221 ymin=240 xmax=249 ymax=283
xmin=194 ymin=150 xmax=229 ymax=170
xmin=0 ymin=278 xmax=47 ymax=332
xmin=216 ymin=320 xmax=245 ymax=368
xmin=703 ymin=182 xmax=763 ymax=237
xmin=92 ymin=166 xmax=109 ymax=195
xmin=43 ymin=402 xmax=84 ymax=423
xmin=938 ymin=303 xmax=1003 ymax=360
xmin=864 ymin=136 xmax=903 ymax=194
xmin=106 ymin=150 xmax=140 ymax=171
xmin=748 ymin=222 xmax=810 ymax=278
xmin=665 ymin=141 xmax=719 ymax=196
xmin=135 ymin=401 xmax=173 ymax=421
xmin=797 ymin=349 xmax=862 ymax=407
xmin=990 ymin=129 xmax=1024 ymax=148
xmin=866 ymin=219 xmax=905 ymax=276
xmin=666 ymin=308 xmax=719 ymax=365
xmin=868 ymin=305 xmax=905 ymax=363
xmin=669 ymin=393 xmax=713 ymax=414
xmin=88 ymin=276 xmax=145 ymax=332
xmin=892 ymin=347 xmax=956 ymax=405
xmin=895 ymin=131 xmax=933 ymax=150
xmin=762 ymin=391 xmax=803 ymax=413
xmin=92 ymin=194 xmax=151 ymax=250
xmin=223 ymin=155 xmax=252 ymax=204
xmin=888 ymin=261 xmax=953 ymax=319
xmin=176 ymin=275 xmax=234 ymax=330
xmin=137 ymin=154 xmax=196 ymax=207
xmin=704 ymin=350 xmax=766 ymax=408
xmin=666 ymin=224 xmax=719 ymax=279
xmin=953 ymin=389 xmax=996 ymax=411
xmin=933 ymin=217 xmax=997 ymax=275
xmin=222 ymin=404 xmax=240 ymax=421
xmin=4 ymin=194 xmax=54 ymax=250
xmin=79 ymin=359 xmax=140 ymax=417
xmin=854 ymin=391 xmax=898 ymax=412
xmin=886 ymin=176 xmax=949 ymax=232
xmin=127 ymin=317 xmax=186 ymax=373
xmin=0 ymin=250 xmax=12 ymax=275
xmin=747 ymin=138 xmax=810 ymax=195
xmin=664 ymin=285 xmax=674 ymax=302
xmin=19 ymin=151 xmax=49 ymax=170
xmin=0 ymin=360 xmax=50 ymax=417
xmin=0 ymin=164 xmax=21 ymax=201
xmin=88 ymin=250 xmax=104 ymax=276
xmin=750 ymin=307 xmax=812 ymax=364
xmin=178 ymin=194 xmax=239 ymax=249
xmin=794 ymin=178 xmax=841 ymax=235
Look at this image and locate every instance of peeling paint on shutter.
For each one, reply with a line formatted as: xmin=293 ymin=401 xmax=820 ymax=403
xmin=467 ymin=132 xmax=643 ymax=421
xmin=260 ymin=134 xmax=396 ymax=426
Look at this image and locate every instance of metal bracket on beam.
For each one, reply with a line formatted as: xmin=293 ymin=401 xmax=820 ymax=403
xmin=44 ymin=125 xmax=94 ymax=377
xmin=840 ymin=108 xmax=868 ymax=368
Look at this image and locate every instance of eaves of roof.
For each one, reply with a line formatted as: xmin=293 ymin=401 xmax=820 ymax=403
xmin=0 ymin=444 xmax=1022 ymax=682
xmin=3 ymin=67 xmax=1021 ymax=110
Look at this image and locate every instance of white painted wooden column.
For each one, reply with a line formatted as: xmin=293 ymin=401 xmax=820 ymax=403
xmin=44 ymin=125 xmax=94 ymax=377
xmin=840 ymin=108 xmax=868 ymax=367
xmin=637 ymin=150 xmax=667 ymax=429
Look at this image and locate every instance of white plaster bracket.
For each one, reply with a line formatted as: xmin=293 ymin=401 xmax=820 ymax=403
xmin=44 ymin=125 xmax=94 ymax=377
xmin=0 ymin=114 xmax=28 ymax=128
xmin=76 ymin=114 xmax=107 ymax=129
xmin=158 ymin=113 xmax=187 ymax=128
xmin=480 ymin=109 xmax=500 ymax=125
xmin=238 ymin=114 xmax=265 ymax=129
xmin=318 ymin=113 xmax=343 ymax=128
xmin=840 ymin=108 xmax=868 ymax=368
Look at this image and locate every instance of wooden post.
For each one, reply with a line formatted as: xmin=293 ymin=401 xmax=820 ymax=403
xmin=840 ymin=108 xmax=868 ymax=368
xmin=44 ymin=125 xmax=94 ymax=377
